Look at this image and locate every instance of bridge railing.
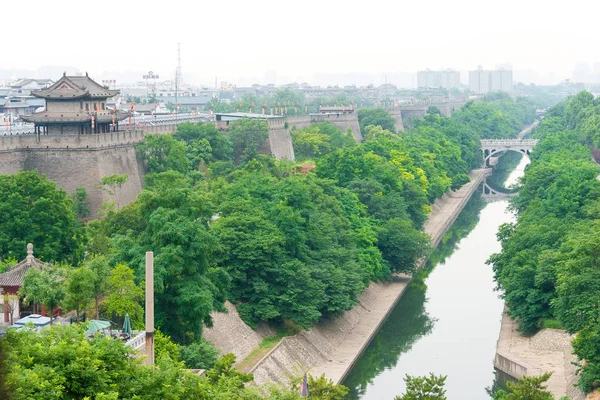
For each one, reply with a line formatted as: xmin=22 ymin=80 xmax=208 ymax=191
xmin=480 ymin=139 xmax=539 ymax=146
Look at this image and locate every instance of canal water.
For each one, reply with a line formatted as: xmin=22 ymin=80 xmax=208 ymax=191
xmin=343 ymin=155 xmax=528 ymax=399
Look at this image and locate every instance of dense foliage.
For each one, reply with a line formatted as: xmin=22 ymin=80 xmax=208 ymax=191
xmin=291 ymin=121 xmax=356 ymax=160
xmin=394 ymin=374 xmax=447 ymax=400
xmin=488 ymin=91 xmax=600 ymax=391
xmin=0 ymin=94 xmax=541 ymax=397
xmin=2 ymin=324 xmax=345 ymax=400
xmin=0 ymin=171 xmax=82 ymax=263
xmin=358 ymin=107 xmax=397 ymax=134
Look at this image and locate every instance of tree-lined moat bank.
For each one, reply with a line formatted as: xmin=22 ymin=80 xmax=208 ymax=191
xmin=2 ymin=92 xmax=558 ymax=398
xmin=207 ymin=168 xmax=491 ymax=386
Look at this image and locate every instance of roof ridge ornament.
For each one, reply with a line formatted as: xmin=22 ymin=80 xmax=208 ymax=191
xmin=26 ymin=243 xmax=33 ymax=267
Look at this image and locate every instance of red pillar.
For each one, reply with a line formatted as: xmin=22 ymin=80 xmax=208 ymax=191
xmin=41 ymin=304 xmax=47 ymax=317
xmin=3 ymin=293 xmax=8 ymax=323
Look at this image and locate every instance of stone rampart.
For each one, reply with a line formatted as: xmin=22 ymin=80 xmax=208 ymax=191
xmin=0 ymin=130 xmax=144 ymax=151
xmin=386 ymin=108 xmax=405 ymax=132
xmin=0 ymin=131 xmax=145 ymax=216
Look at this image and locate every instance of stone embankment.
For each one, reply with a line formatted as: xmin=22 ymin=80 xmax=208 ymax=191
xmin=495 ymin=309 xmax=585 ymax=400
xmin=205 ymin=168 xmax=491 ymax=385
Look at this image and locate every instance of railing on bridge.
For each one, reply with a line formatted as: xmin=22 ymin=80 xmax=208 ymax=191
xmin=481 ymin=139 xmax=539 ymax=146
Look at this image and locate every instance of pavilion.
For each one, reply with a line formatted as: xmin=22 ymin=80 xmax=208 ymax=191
xmin=0 ymin=244 xmax=53 ymax=325
xmin=21 ymin=73 xmax=128 ymax=135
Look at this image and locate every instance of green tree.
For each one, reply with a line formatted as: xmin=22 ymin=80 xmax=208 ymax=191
xmin=63 ymin=265 xmax=96 ymax=321
xmin=154 ymin=330 xmax=180 ymax=362
xmin=358 ymin=108 xmax=396 ymax=135
xmin=394 ymin=373 xmax=447 ymax=400
xmin=291 ymin=122 xmax=355 ymax=160
xmin=19 ymin=266 xmax=66 ymax=325
xmin=96 ymin=174 xmax=128 ymax=211
xmin=0 ymin=256 xmax=18 ymax=274
xmin=174 ymin=122 xmax=233 ymax=162
xmin=377 ymin=218 xmax=431 ymax=274
xmin=0 ymin=170 xmax=82 ymax=263
xmin=493 ymin=373 xmax=554 ymax=400
xmin=71 ymin=186 xmax=90 ymax=220
xmin=228 ymin=118 xmax=269 ymax=164
xmin=180 ymin=341 xmax=220 ymax=369
xmin=104 ymin=264 xmax=143 ymax=325
xmin=85 ymin=255 xmax=111 ymax=319
xmin=2 ymin=324 xmax=204 ymax=400
xmin=137 ymin=134 xmax=190 ymax=174
xmin=299 ymin=374 xmax=349 ymax=400
xmin=110 ymin=171 xmax=229 ymax=344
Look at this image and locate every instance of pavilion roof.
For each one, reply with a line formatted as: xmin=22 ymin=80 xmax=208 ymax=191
xmin=33 ymin=73 xmax=119 ymax=100
xmin=0 ymin=254 xmax=47 ymax=288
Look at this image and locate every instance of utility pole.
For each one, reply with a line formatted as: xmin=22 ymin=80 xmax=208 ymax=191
xmin=145 ymin=251 xmax=155 ymax=366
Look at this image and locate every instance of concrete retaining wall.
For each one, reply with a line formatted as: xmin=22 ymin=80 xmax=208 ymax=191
xmin=495 ymin=309 xmax=586 ymax=400
xmin=203 ymin=302 xmax=276 ymax=364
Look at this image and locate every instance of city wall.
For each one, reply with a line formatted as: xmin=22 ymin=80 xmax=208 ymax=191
xmin=389 ymin=99 xmax=471 ymax=128
xmin=206 ymin=169 xmax=491 ymax=386
xmin=265 ymin=113 xmax=363 ymax=160
xmin=0 ymin=131 xmax=145 ymax=215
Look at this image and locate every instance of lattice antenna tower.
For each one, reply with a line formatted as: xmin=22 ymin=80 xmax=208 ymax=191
xmin=177 ymin=42 xmax=183 ymax=86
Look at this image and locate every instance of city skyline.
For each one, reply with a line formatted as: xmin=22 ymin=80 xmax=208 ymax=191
xmin=3 ymin=0 xmax=600 ymax=87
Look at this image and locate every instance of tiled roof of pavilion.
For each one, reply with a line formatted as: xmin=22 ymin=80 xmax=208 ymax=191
xmin=33 ymin=73 xmax=119 ymax=100
xmin=0 ymin=245 xmax=48 ymax=288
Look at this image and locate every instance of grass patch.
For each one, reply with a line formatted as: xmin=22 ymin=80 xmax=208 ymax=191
xmin=541 ymin=319 xmax=563 ymax=330
xmin=236 ymin=323 xmax=299 ymax=373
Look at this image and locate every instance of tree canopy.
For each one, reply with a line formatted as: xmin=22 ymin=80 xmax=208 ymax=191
xmin=487 ymin=91 xmax=600 ymax=391
xmin=0 ymin=170 xmax=82 ymax=263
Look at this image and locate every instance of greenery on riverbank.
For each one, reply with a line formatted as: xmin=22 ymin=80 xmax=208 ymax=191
xmin=488 ymin=91 xmax=600 ymax=392
xmin=0 ymin=95 xmax=541 ymax=398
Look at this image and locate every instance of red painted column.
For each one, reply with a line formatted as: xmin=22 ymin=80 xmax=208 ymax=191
xmin=3 ymin=293 xmax=8 ymax=323
xmin=41 ymin=304 xmax=47 ymax=317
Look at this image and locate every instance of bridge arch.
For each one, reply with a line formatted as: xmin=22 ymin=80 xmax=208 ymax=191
xmin=481 ymin=139 xmax=538 ymax=167
xmin=483 ymin=148 xmax=532 ymax=166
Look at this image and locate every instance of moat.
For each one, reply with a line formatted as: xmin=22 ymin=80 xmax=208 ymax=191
xmin=343 ymin=155 xmax=527 ymax=399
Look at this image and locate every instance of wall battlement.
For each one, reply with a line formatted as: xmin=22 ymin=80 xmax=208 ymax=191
xmin=0 ymin=130 xmax=145 ymax=152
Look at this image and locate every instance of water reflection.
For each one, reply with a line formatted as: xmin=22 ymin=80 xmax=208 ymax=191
xmin=343 ymin=192 xmax=487 ymax=399
xmin=343 ymin=155 xmax=524 ymax=399
xmin=343 ymin=285 xmax=434 ymax=399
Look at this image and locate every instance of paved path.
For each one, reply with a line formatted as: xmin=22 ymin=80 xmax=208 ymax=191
xmin=311 ymin=169 xmax=491 ymax=384
xmin=517 ymin=120 xmax=539 ymax=139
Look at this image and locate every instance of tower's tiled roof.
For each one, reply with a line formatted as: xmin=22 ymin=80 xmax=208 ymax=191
xmin=33 ymin=73 xmax=119 ymax=100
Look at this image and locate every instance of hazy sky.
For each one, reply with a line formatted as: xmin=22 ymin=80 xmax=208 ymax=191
xmin=3 ymin=0 xmax=599 ymax=86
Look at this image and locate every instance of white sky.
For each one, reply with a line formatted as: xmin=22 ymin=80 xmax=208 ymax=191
xmin=3 ymin=0 xmax=599 ymax=86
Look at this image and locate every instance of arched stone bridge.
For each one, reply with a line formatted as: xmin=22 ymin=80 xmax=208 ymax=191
xmin=481 ymin=139 xmax=539 ymax=166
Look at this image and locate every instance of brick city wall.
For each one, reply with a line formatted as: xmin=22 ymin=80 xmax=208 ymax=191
xmin=0 ymin=131 xmax=145 ymax=216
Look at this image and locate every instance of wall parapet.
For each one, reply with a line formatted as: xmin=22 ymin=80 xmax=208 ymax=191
xmin=0 ymin=131 xmax=145 ymax=152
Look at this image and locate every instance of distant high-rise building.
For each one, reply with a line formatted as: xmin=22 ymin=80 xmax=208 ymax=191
xmin=417 ymin=69 xmax=461 ymax=89
xmin=469 ymin=66 xmax=512 ymax=94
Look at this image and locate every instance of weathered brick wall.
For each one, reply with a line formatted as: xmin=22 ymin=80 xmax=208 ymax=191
xmin=0 ymin=132 xmax=145 ymax=216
